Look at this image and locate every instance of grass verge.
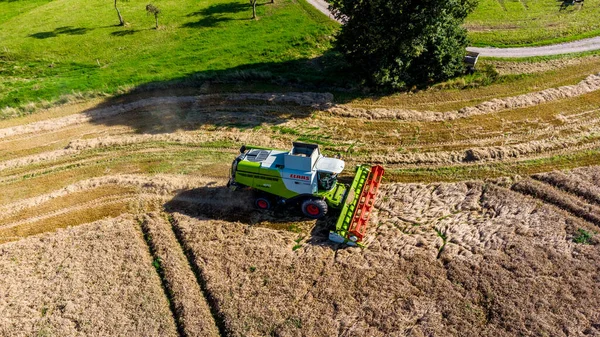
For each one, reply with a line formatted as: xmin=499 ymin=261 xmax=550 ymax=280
xmin=466 ymin=0 xmax=600 ymax=46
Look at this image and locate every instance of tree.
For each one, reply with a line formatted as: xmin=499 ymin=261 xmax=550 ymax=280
xmin=114 ymin=0 xmax=125 ymax=26
xmin=146 ymin=4 xmax=160 ymax=29
xmin=329 ymin=0 xmax=478 ymax=89
xmin=249 ymin=0 xmax=258 ymax=19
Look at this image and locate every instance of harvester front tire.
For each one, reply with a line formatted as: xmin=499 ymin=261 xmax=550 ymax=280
xmin=301 ymin=199 xmax=327 ymax=219
xmin=255 ymin=197 xmax=272 ymax=210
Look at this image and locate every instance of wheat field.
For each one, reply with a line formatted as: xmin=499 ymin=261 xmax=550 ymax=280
xmin=1 ymin=64 xmax=600 ymax=336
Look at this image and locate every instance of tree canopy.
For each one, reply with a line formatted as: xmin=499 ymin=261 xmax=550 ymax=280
xmin=330 ymin=0 xmax=478 ymax=89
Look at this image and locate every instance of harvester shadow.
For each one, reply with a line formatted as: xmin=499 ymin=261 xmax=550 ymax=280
xmin=163 ymin=185 xmax=341 ymax=247
xmin=164 ymin=185 xmax=272 ymax=224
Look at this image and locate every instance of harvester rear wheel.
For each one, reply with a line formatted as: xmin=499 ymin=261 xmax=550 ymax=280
xmin=255 ymin=197 xmax=272 ymax=210
xmin=301 ymin=199 xmax=327 ymax=219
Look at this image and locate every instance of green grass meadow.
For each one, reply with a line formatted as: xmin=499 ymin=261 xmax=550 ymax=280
xmin=2 ymin=0 xmax=600 ymax=113
xmin=0 ymin=0 xmax=338 ymax=112
xmin=466 ymin=0 xmax=600 ymax=46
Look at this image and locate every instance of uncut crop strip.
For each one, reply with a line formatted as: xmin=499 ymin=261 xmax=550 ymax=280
xmin=532 ymin=171 xmax=600 ymax=206
xmin=141 ymin=212 xmax=221 ymax=337
xmin=511 ymin=178 xmax=600 ymax=226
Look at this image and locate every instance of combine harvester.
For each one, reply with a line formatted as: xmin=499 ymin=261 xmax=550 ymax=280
xmin=228 ymin=142 xmax=384 ymax=246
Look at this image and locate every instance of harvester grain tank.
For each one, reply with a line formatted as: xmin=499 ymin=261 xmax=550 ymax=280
xmin=227 ymin=142 xmax=384 ymax=246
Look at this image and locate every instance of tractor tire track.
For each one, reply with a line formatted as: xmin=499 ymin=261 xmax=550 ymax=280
xmin=168 ymin=214 xmax=231 ymax=337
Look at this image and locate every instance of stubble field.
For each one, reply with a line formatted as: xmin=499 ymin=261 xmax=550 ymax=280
xmin=1 ymin=60 xmax=600 ymax=336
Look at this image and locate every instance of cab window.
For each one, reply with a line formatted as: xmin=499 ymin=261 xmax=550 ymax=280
xmin=317 ymin=171 xmax=337 ymax=191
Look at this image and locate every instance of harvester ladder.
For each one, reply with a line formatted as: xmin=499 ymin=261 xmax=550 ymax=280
xmin=347 ymin=165 xmax=384 ymax=242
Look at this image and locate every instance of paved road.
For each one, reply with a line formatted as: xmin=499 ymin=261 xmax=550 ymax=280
xmin=306 ymin=0 xmax=600 ymax=58
xmin=306 ymin=0 xmax=337 ymax=20
xmin=467 ymin=37 xmax=600 ymax=58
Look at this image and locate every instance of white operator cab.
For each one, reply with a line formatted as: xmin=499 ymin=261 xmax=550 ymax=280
xmin=283 ymin=142 xmax=345 ymax=193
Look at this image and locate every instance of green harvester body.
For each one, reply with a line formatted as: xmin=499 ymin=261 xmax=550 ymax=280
xmin=228 ymin=142 xmax=384 ymax=245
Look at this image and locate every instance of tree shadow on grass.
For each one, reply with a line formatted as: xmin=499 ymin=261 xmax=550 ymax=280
xmin=187 ymin=2 xmax=250 ymax=17
xmin=557 ymin=0 xmax=584 ymax=11
xmin=111 ymin=29 xmax=143 ymax=36
xmin=182 ymin=2 xmax=258 ymax=28
xmin=29 ymin=26 xmax=89 ymax=39
xmin=182 ymin=16 xmax=234 ymax=28
xmin=82 ymin=51 xmax=357 ymax=134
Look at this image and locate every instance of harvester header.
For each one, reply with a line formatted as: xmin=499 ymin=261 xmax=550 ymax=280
xmin=228 ymin=142 xmax=384 ymax=246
